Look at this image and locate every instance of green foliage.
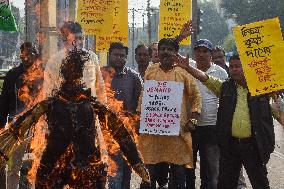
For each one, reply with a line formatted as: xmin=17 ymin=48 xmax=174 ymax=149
xmin=221 ymin=0 xmax=284 ymax=31
xmin=223 ymin=34 xmax=236 ymax=52
xmin=197 ymin=1 xmax=229 ymax=46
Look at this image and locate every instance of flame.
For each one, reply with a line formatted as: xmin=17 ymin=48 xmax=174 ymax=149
xmin=100 ymin=67 xmax=140 ymax=176
xmin=13 ymin=57 xmax=47 ymax=186
xmin=18 ymin=59 xmax=44 ymax=109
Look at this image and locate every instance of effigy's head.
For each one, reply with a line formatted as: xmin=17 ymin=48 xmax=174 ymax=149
xmin=60 ymin=49 xmax=90 ymax=84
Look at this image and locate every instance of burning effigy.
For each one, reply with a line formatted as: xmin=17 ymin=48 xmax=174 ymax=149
xmin=0 ymin=49 xmax=149 ymax=188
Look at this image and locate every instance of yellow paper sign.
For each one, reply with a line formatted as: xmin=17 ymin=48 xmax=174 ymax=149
xmin=76 ymin=0 xmax=114 ymax=35
xmin=159 ymin=0 xmax=192 ymax=45
xmin=233 ymin=17 xmax=284 ymax=96
xmin=96 ymin=0 xmax=128 ymax=52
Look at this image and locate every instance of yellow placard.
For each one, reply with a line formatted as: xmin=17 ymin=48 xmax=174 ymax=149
xmin=96 ymin=0 xmax=128 ymax=52
xmin=159 ymin=0 xmax=192 ymax=45
xmin=76 ymin=0 xmax=114 ymax=35
xmin=233 ymin=17 xmax=284 ymax=96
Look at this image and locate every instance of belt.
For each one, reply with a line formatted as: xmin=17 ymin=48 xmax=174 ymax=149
xmin=231 ymin=137 xmax=252 ymax=143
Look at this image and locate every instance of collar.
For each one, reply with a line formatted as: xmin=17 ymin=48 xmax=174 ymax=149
xmin=190 ymin=60 xmax=216 ymax=74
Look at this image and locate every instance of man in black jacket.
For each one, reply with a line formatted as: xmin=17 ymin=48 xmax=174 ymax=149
xmin=175 ymin=54 xmax=274 ymax=189
xmin=0 ymin=42 xmax=40 ymax=188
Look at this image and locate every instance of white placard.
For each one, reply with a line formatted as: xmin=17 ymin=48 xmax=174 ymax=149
xmin=139 ymin=80 xmax=184 ymax=136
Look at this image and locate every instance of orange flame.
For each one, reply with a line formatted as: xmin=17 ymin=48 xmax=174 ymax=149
xmin=100 ymin=67 xmax=140 ymax=176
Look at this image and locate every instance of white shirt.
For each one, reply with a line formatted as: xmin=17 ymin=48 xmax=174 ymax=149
xmin=43 ymin=48 xmax=106 ymax=103
xmin=189 ymin=59 xmax=228 ymax=126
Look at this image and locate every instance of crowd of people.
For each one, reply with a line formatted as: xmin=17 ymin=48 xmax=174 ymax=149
xmin=0 ymin=20 xmax=283 ymax=189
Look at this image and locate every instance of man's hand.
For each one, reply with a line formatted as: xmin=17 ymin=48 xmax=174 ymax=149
xmin=175 ymin=20 xmax=195 ymax=43
xmin=172 ymin=53 xmax=190 ymax=71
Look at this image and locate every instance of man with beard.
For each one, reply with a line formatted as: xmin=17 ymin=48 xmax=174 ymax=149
xmin=0 ymin=42 xmax=40 ymax=188
xmin=135 ymin=44 xmax=151 ymax=79
xmin=101 ymin=42 xmax=143 ymax=189
xmin=138 ymin=38 xmax=201 ymax=189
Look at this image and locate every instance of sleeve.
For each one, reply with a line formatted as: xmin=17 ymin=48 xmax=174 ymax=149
xmin=132 ymin=74 xmax=143 ymax=113
xmin=43 ymin=55 xmax=60 ymax=98
xmin=83 ymin=52 xmax=107 ymax=103
xmin=185 ymin=74 xmax=202 ymax=114
xmin=202 ymin=75 xmax=223 ymax=97
xmin=95 ymin=64 xmax=107 ymax=104
xmin=218 ymin=68 xmax=229 ymax=81
xmin=0 ymin=74 xmax=10 ymax=128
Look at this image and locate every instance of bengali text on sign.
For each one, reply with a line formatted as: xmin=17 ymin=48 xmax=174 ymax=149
xmin=77 ymin=0 xmax=114 ymax=35
xmin=233 ymin=17 xmax=284 ymax=96
xmin=159 ymin=0 xmax=191 ymax=45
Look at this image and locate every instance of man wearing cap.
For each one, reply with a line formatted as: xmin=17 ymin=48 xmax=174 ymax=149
xmin=185 ymin=39 xmax=228 ymax=189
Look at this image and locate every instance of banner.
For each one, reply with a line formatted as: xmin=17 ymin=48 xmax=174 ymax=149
xmin=0 ymin=1 xmax=18 ymax=32
xmin=159 ymin=0 xmax=191 ymax=45
xmin=77 ymin=0 xmax=114 ymax=35
xmin=96 ymin=0 xmax=128 ymax=52
xmin=139 ymin=80 xmax=184 ymax=136
xmin=233 ymin=17 xmax=284 ymax=96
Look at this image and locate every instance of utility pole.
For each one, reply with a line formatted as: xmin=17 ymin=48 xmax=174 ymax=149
xmin=132 ymin=8 xmax=135 ymax=68
xmin=191 ymin=0 xmax=197 ymax=56
xmin=147 ymin=0 xmax=151 ymax=44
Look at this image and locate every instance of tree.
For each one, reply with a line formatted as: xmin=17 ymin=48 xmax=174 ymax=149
xmin=197 ymin=1 xmax=229 ymax=46
xmin=221 ymin=0 xmax=284 ymax=31
xmin=223 ymin=34 xmax=236 ymax=52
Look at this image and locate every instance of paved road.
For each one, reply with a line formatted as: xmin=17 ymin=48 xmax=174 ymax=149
xmin=130 ymin=120 xmax=284 ymax=189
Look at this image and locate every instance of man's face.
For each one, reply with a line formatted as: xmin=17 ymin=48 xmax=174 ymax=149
xmin=135 ymin=47 xmax=150 ymax=67
xmin=158 ymin=43 xmax=176 ymax=67
xmin=212 ymin=50 xmax=226 ymax=66
xmin=20 ymin=49 xmax=36 ymax=69
xmin=64 ymin=32 xmax=84 ymax=49
xmin=109 ymin=48 xmax=127 ymax=69
xmin=229 ymin=58 xmax=245 ymax=82
xmin=194 ymin=46 xmax=212 ymax=66
xmin=150 ymin=43 xmax=159 ymax=63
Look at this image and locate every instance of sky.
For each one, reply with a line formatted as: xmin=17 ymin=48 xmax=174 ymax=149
xmin=129 ymin=0 xmax=160 ymax=26
xmin=11 ymin=0 xmax=25 ymax=10
xmin=11 ymin=0 xmax=160 ymax=27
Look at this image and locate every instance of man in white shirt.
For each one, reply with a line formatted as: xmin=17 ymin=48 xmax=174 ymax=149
xmin=43 ymin=21 xmax=106 ymax=102
xmin=186 ymin=39 xmax=228 ymax=189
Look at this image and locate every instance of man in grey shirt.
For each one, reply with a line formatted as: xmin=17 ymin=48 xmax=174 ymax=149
xmin=101 ymin=42 xmax=142 ymax=189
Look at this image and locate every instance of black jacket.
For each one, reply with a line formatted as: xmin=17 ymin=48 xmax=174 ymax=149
xmin=216 ymin=78 xmax=275 ymax=164
xmin=0 ymin=64 xmax=26 ymax=128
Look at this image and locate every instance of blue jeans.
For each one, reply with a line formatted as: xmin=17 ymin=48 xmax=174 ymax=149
xmin=108 ymin=152 xmax=131 ymax=189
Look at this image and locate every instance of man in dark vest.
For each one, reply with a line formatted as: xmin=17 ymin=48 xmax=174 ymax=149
xmin=175 ymin=54 xmax=274 ymax=189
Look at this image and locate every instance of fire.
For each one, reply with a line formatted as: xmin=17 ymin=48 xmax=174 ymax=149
xmin=100 ymin=67 xmax=140 ymax=176
xmin=18 ymin=59 xmax=44 ymax=109
xmin=15 ymin=58 xmax=47 ymax=186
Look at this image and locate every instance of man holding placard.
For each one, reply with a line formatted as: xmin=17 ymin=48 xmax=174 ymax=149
xmin=175 ymin=53 xmax=274 ymax=189
xmin=138 ymin=38 xmax=201 ymax=189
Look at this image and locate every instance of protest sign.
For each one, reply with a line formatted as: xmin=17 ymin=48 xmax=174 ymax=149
xmin=159 ymin=0 xmax=191 ymax=45
xmin=139 ymin=80 xmax=184 ymax=136
xmin=77 ymin=0 xmax=114 ymax=35
xmin=233 ymin=17 xmax=284 ymax=96
xmin=96 ymin=0 xmax=128 ymax=52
